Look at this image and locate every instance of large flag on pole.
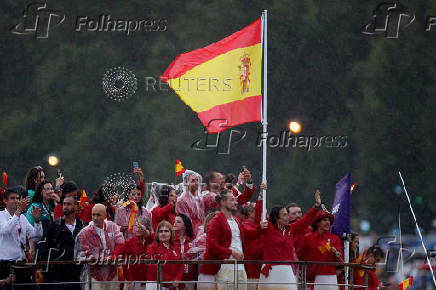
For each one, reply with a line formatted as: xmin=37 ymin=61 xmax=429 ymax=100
xmin=331 ymin=173 xmax=351 ymax=236
xmin=160 ymin=18 xmax=262 ymax=133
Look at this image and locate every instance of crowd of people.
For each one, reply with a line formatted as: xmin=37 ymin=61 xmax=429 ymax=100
xmin=0 ymin=165 xmax=385 ymax=290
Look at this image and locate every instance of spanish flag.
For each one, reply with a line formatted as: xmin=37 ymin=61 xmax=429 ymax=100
xmin=398 ymin=277 xmax=413 ymax=290
xmin=175 ymin=160 xmax=186 ymax=176
xmin=79 ymin=189 xmax=88 ymax=206
xmin=160 ymin=18 xmax=262 ymax=133
xmin=2 ymin=171 xmax=7 ymax=187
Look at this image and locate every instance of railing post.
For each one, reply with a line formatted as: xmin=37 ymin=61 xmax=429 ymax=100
xmin=364 ymin=269 xmax=368 ymax=290
xmin=88 ymin=264 xmax=92 ymax=290
xmin=234 ymin=260 xmax=237 ymax=289
xmin=10 ymin=264 xmax=14 ymax=290
xmin=349 ymin=264 xmax=354 ymax=290
xmin=157 ymin=261 xmax=162 ymax=290
xmin=302 ymin=263 xmax=307 ymax=290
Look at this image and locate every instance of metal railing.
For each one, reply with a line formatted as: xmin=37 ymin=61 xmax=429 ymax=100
xmin=3 ymin=259 xmax=375 ymax=289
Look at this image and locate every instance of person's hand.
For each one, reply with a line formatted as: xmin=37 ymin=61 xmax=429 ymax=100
xmin=18 ymin=197 xmax=30 ymax=213
xmin=314 ymin=189 xmax=321 ymax=207
xmin=7 ymin=274 xmax=15 ymax=284
xmin=331 ymin=247 xmax=341 ymax=258
xmin=242 ymin=168 xmax=252 ymax=184
xmin=237 ymin=172 xmax=244 ymax=184
xmin=55 ymin=176 xmax=64 ymax=187
xmin=260 ymin=220 xmax=268 ymax=229
xmin=50 ymin=191 xmax=60 ymax=203
xmin=231 ymin=250 xmax=244 ymax=260
xmin=31 ymin=206 xmax=42 ymax=222
xmin=134 ymin=168 xmax=145 ymax=182
xmin=259 ymin=182 xmax=267 ymax=199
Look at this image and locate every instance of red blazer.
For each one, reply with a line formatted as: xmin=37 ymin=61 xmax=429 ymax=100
xmin=242 ymin=201 xmax=262 ymax=279
xmin=146 ymin=242 xmax=184 ymax=285
xmin=201 ymin=211 xmax=246 ymax=275
xmin=114 ymin=235 xmax=152 ymax=282
xmin=151 ymin=203 xmax=175 ymax=231
xmin=297 ymin=230 xmax=343 ymax=277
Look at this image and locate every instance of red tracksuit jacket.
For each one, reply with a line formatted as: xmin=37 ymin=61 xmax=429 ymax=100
xmin=297 ymin=230 xmax=343 ymax=279
xmin=146 ymin=241 xmax=184 ymax=285
xmin=151 ymin=203 xmax=175 ymax=231
xmin=257 ymin=201 xmax=319 ymax=277
xmin=114 ymin=235 xmax=153 ymax=282
xmin=201 ymin=211 xmax=247 ymax=275
xmin=242 ymin=202 xmax=263 ymax=279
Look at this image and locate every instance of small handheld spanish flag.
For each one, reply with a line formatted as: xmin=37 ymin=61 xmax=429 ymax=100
xmin=175 ymin=160 xmax=186 ymax=176
xmin=79 ymin=189 xmax=88 ymax=206
xmin=350 ymin=183 xmax=357 ymax=194
xmin=35 ymin=268 xmax=44 ymax=283
xmin=398 ymin=276 xmax=413 ymax=290
xmin=2 ymin=172 xmax=7 ymax=187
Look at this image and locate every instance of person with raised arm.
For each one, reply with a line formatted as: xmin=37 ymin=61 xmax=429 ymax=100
xmin=258 ymin=187 xmax=321 ymax=290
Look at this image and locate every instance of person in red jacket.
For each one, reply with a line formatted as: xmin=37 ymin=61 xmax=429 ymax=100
xmin=202 ymin=168 xmax=254 ymax=215
xmin=297 ymin=211 xmax=343 ymax=290
xmin=258 ymin=187 xmax=321 ymax=290
xmin=114 ymin=215 xmax=153 ymax=290
xmin=151 ymin=185 xmax=177 ymax=231
xmin=353 ymin=246 xmax=384 ymax=289
xmin=146 ymin=221 xmax=184 ymax=290
xmin=200 ymin=189 xmax=249 ymax=290
xmin=174 ymin=213 xmax=196 ymax=290
xmin=242 ymin=199 xmax=263 ymax=290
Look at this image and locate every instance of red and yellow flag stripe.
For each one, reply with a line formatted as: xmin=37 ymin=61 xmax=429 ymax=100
xmin=160 ymin=18 xmax=262 ymax=133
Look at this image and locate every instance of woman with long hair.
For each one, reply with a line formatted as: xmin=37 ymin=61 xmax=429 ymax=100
xmin=24 ymin=166 xmax=45 ymax=201
xmin=26 ymin=180 xmax=56 ymax=233
xmin=173 ymin=213 xmax=196 ymax=290
xmin=146 ymin=221 xmax=184 ymax=290
xmin=115 ymin=183 xmax=152 ymax=240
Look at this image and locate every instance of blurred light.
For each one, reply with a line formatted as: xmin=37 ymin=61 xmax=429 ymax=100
xmin=394 ymin=185 xmax=402 ymax=195
xmin=360 ymin=220 xmax=370 ymax=232
xmin=48 ymin=155 xmax=59 ymax=167
xmin=415 ymin=196 xmax=423 ymax=205
xmin=289 ymin=121 xmax=301 ymax=134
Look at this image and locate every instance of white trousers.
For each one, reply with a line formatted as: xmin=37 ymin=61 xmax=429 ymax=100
xmin=259 ymin=265 xmax=297 ymax=290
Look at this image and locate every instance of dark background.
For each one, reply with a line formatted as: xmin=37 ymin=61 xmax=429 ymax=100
xmin=1 ymin=0 xmax=435 ymax=235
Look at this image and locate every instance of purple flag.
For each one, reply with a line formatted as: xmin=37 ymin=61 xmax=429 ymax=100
xmin=331 ymin=173 xmax=351 ymax=237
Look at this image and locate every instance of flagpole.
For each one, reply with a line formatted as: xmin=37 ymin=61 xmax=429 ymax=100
xmin=261 ymin=10 xmax=268 ymax=221
xmin=399 ymin=171 xmax=436 ymax=287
